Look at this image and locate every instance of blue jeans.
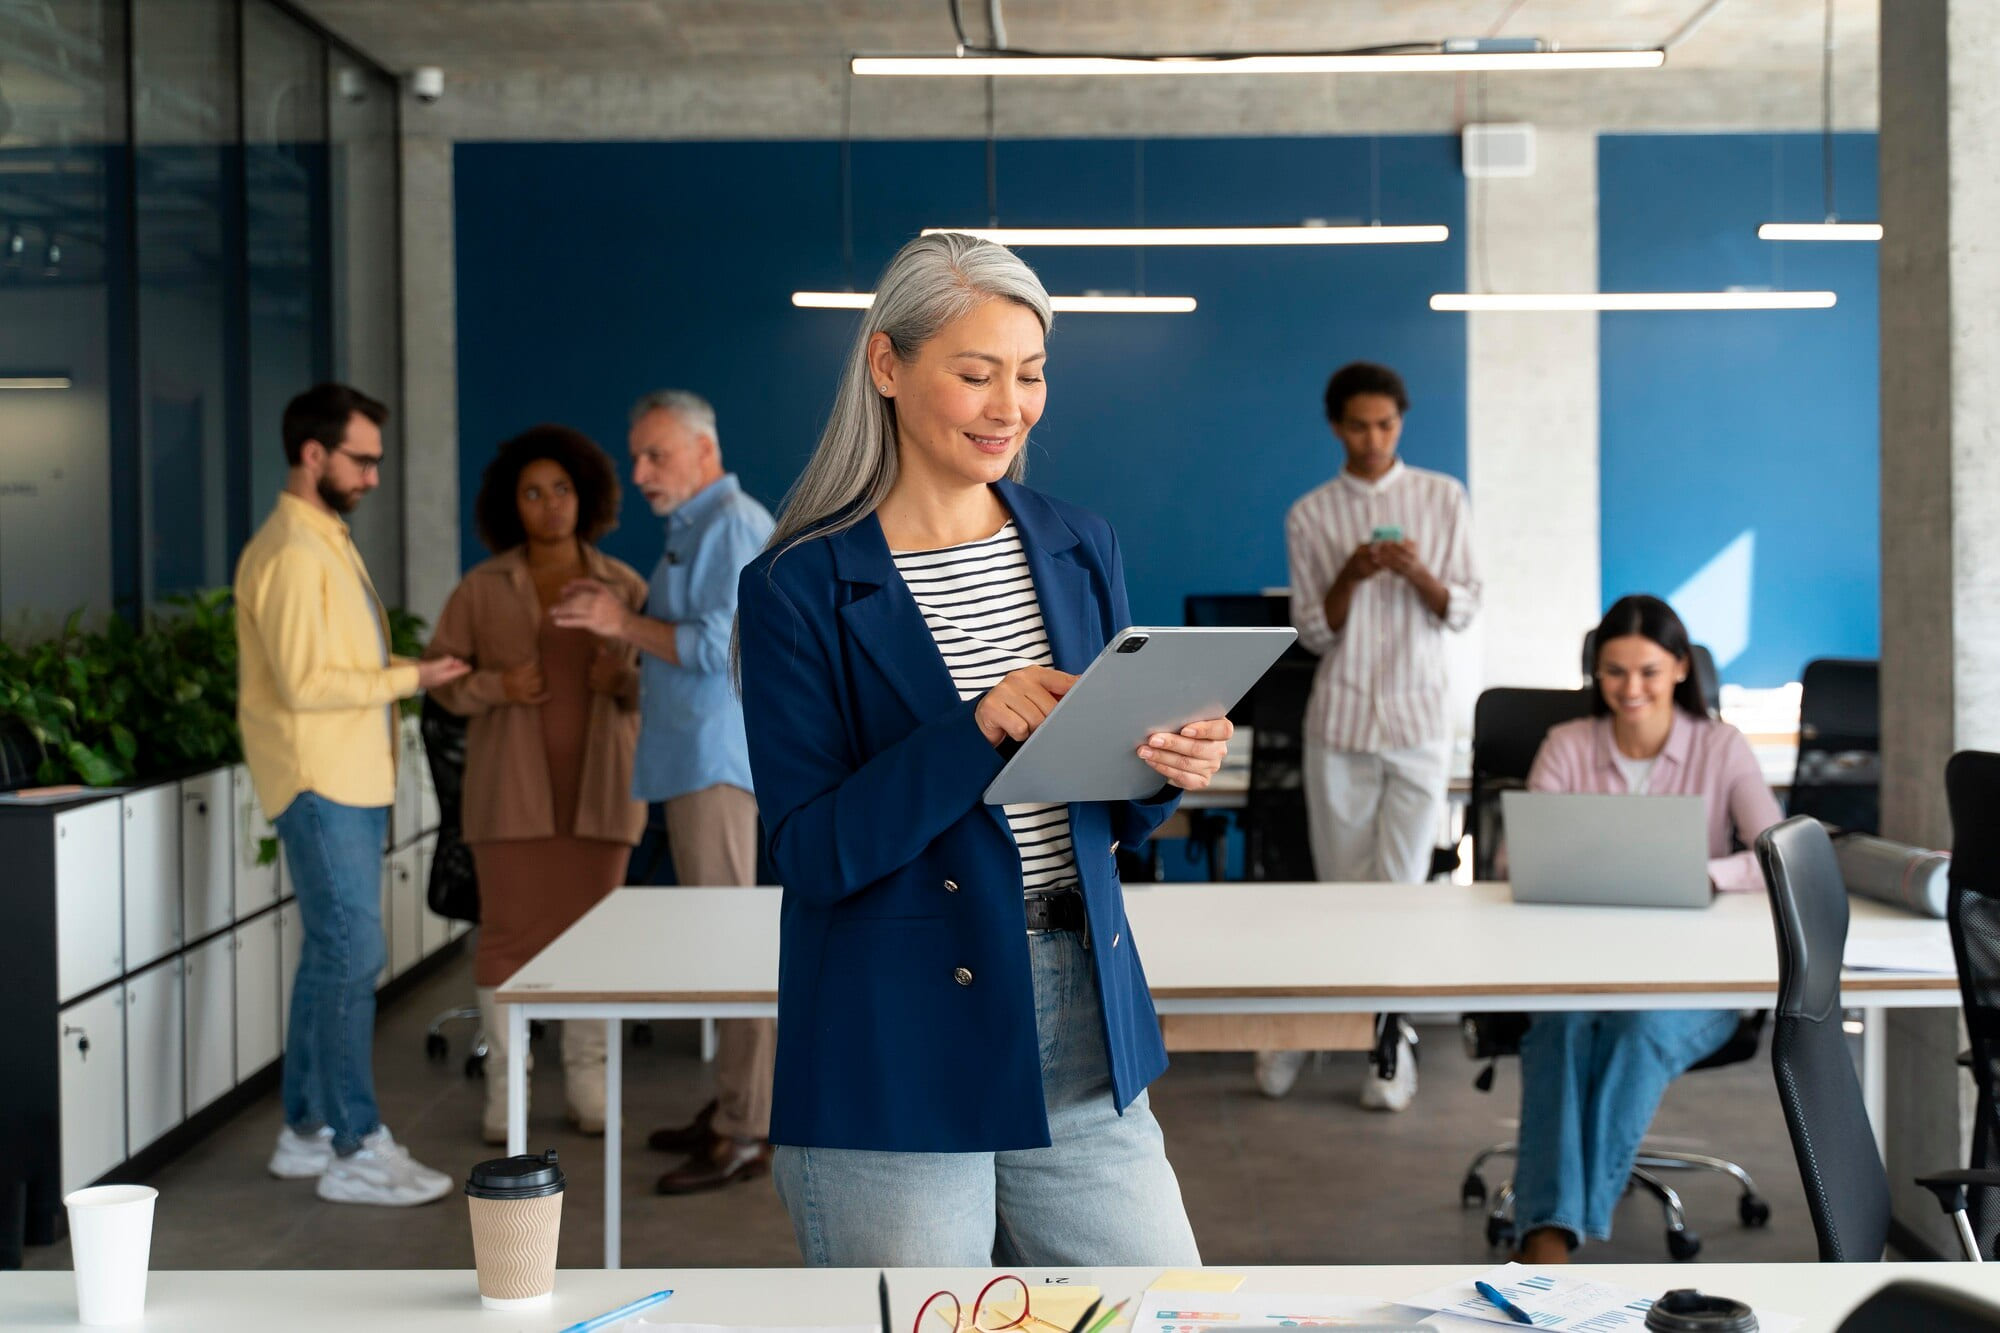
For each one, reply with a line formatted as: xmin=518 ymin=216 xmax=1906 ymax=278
xmin=1514 ymin=1008 xmax=1738 ymax=1245
xmin=273 ymin=793 xmax=389 ymax=1156
xmin=773 ymin=930 xmax=1201 ymax=1267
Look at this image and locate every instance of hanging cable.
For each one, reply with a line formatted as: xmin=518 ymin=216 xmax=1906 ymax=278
xmin=985 ymin=75 xmax=998 ymax=228
xmin=1821 ymin=0 xmax=1836 ymax=221
xmin=840 ymin=66 xmax=855 ymax=290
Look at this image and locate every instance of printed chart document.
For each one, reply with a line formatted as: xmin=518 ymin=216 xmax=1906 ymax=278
xmin=1399 ymin=1265 xmax=1801 ymax=1332
xmin=1138 ymin=1287 xmax=1422 ymax=1330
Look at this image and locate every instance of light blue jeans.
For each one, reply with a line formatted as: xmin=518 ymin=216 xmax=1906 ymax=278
xmin=273 ymin=792 xmax=390 ymax=1157
xmin=773 ymin=930 xmax=1201 ymax=1267
xmin=1514 ymin=1008 xmax=1738 ymax=1245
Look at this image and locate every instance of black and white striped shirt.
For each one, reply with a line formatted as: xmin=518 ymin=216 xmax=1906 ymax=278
xmin=891 ymin=522 xmax=1078 ymax=897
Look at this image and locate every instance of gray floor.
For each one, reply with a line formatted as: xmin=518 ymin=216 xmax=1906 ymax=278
xmin=26 ymin=944 xmax=1819 ymax=1271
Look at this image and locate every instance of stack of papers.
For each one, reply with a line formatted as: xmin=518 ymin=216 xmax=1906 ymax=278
xmin=1396 ymin=1265 xmax=1801 ymax=1331
xmin=1843 ymin=936 xmax=1958 ymax=975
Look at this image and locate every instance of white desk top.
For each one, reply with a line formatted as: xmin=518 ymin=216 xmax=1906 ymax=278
xmin=1 ymin=1263 xmax=1993 ymax=1332
xmin=497 ymin=882 xmax=1952 ymax=1012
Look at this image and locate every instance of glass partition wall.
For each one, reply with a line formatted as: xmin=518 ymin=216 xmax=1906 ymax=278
xmin=0 ymin=0 xmax=403 ymax=627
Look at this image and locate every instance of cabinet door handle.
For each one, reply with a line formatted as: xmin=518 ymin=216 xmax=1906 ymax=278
xmin=63 ymin=1025 xmax=89 ymax=1060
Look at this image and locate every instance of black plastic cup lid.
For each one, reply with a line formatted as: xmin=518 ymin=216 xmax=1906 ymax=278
xmin=465 ymin=1150 xmax=566 ymax=1200
xmin=1645 ymin=1290 xmax=1757 ymax=1333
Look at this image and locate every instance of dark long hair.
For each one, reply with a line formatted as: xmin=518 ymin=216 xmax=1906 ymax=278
xmin=1588 ymin=594 xmax=1709 ymax=719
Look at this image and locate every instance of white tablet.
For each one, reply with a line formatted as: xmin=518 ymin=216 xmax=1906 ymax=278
xmin=982 ymin=626 xmax=1298 ymax=805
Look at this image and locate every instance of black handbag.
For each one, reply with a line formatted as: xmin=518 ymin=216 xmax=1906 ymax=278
xmin=419 ymin=695 xmax=480 ymax=924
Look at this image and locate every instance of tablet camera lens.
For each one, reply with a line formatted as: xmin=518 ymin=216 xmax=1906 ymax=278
xmin=1117 ymin=636 xmax=1148 ymax=654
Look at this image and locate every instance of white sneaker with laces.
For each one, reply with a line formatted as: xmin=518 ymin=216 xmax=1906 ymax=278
xmin=1253 ymin=1049 xmax=1308 ymax=1099
xmin=1359 ymin=1026 xmax=1419 ymax=1112
xmin=314 ymin=1128 xmax=453 ymax=1207
xmin=268 ymin=1125 xmax=335 ymax=1179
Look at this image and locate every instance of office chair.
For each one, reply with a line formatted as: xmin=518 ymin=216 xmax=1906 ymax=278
xmin=1948 ymin=751 xmax=2000 ymax=1257
xmin=1580 ymin=632 xmax=1721 ymax=716
xmin=1241 ymin=654 xmax=1317 ymax=882
xmin=418 ymin=695 xmax=488 ymax=1077
xmin=1790 ymin=659 xmax=1880 ymax=834
xmin=1459 ymin=683 xmax=1772 ymax=1260
xmin=1836 ymin=1280 xmax=2000 ymax=1331
xmin=1758 ymin=813 xmax=2000 ymax=1260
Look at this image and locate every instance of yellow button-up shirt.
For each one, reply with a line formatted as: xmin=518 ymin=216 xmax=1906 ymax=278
xmin=234 ymin=492 xmax=420 ymax=818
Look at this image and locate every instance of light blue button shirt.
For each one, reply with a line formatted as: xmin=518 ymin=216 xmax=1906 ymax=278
xmin=633 ymin=473 xmax=775 ymax=803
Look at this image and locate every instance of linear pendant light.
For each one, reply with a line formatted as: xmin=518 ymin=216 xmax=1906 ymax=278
xmin=920 ymin=224 xmax=1449 ymax=246
xmin=1756 ymin=222 xmax=1881 ymax=241
xmin=1760 ymin=0 xmax=1879 ymax=243
xmin=792 ymin=291 xmax=1196 ymax=313
xmin=1429 ymin=291 xmax=1837 ymax=312
xmin=0 ymin=376 xmax=71 ymax=389
xmin=852 ymin=50 xmax=1665 ymax=77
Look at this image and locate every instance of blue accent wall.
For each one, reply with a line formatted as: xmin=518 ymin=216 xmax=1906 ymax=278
xmin=454 ymin=136 xmax=1467 ymax=625
xmin=1598 ymin=133 xmax=1879 ymax=686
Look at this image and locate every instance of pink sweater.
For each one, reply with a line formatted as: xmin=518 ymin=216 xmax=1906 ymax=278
xmin=1527 ymin=712 xmax=1785 ymax=893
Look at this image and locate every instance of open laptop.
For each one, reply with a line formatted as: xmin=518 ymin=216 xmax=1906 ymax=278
xmin=1502 ymin=791 xmax=1713 ymax=908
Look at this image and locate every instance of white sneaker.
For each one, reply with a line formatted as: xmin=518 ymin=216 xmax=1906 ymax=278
xmin=268 ymin=1125 xmax=335 ymax=1179
xmin=315 ymin=1128 xmax=454 ymax=1207
xmin=1359 ymin=1028 xmax=1419 ymax=1112
xmin=1254 ymin=1049 xmax=1308 ymax=1099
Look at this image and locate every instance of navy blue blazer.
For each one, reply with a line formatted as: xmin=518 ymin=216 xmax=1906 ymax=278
xmin=736 ymin=480 xmax=1180 ymax=1152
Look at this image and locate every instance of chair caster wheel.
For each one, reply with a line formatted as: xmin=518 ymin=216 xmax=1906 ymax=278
xmin=1739 ymin=1194 xmax=1771 ymax=1228
xmin=464 ymin=1053 xmax=486 ymax=1079
xmin=1461 ymin=1173 xmax=1488 ymax=1208
xmin=425 ymin=1033 xmax=448 ymax=1062
xmin=1485 ymin=1216 xmax=1515 ymax=1249
xmin=1667 ymin=1228 xmax=1702 ymax=1261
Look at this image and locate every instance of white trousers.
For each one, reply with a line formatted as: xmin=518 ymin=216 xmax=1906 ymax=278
xmin=1302 ymin=735 xmax=1452 ymax=883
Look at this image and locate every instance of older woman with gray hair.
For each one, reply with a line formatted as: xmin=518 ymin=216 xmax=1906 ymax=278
xmin=735 ymin=232 xmax=1229 ymax=1265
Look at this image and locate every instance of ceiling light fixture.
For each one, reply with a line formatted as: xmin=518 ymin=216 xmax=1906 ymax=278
xmin=1760 ymin=0 xmax=1879 ymax=243
xmin=852 ymin=50 xmax=1665 ymax=78
xmin=792 ymin=291 xmax=1196 ymax=314
xmin=921 ymin=223 xmax=1449 ymax=246
xmin=1756 ymin=222 xmax=1881 ymax=242
xmin=0 ymin=376 xmax=72 ymax=389
xmin=1430 ymin=291 xmax=1837 ymax=312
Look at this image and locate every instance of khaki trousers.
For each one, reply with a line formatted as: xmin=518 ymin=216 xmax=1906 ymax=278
xmin=665 ymin=782 xmax=775 ymax=1141
xmin=477 ymin=985 xmax=608 ymax=1134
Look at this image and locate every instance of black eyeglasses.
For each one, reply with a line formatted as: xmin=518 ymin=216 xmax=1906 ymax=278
xmin=332 ymin=447 xmax=383 ymax=475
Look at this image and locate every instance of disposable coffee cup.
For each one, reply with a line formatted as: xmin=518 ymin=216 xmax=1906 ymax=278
xmin=466 ymin=1150 xmax=565 ymax=1310
xmin=64 ymin=1184 xmax=157 ymax=1326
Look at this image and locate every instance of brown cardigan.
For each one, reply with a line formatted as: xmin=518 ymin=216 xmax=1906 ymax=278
xmin=425 ymin=545 xmax=649 ymax=846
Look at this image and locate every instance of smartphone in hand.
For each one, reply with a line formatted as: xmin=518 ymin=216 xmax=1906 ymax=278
xmin=1370 ymin=524 xmax=1404 ymax=544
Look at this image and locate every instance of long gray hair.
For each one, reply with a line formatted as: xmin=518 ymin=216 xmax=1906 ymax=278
xmin=767 ymin=232 xmax=1053 ymax=556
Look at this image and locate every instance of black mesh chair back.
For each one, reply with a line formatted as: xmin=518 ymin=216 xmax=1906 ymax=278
xmin=1790 ymin=658 xmax=1881 ymax=834
xmin=1759 ymin=813 xmax=1891 ymax=1261
xmin=1468 ymin=686 xmax=1595 ymax=879
xmin=1948 ymin=750 xmax=2000 ymax=1251
xmin=1243 ymin=655 xmax=1318 ymax=881
xmin=419 ymin=694 xmax=479 ymax=923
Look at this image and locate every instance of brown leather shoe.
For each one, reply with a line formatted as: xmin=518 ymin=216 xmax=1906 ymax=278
xmin=655 ymin=1135 xmax=771 ymax=1195
xmin=646 ymin=1100 xmax=719 ymax=1155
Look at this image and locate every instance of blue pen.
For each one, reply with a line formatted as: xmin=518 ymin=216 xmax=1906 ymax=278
xmin=558 ymin=1288 xmax=675 ymax=1333
xmin=1473 ymin=1281 xmax=1535 ymax=1326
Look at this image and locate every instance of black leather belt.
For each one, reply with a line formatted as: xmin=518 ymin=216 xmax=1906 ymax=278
xmin=1024 ymin=886 xmax=1087 ymax=939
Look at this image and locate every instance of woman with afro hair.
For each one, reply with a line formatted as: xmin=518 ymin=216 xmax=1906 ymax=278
xmin=426 ymin=423 xmax=649 ymax=1143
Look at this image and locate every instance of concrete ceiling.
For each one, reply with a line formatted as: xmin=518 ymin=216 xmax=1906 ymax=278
xmin=293 ymin=0 xmax=1877 ymax=80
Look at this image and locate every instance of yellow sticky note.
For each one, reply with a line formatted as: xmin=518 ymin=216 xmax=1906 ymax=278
xmin=1150 ymin=1271 xmax=1246 ymax=1293
xmin=1030 ymin=1286 xmax=1105 ymax=1331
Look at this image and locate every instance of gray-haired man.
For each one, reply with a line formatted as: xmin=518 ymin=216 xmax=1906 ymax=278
xmin=550 ymin=390 xmax=776 ymax=1194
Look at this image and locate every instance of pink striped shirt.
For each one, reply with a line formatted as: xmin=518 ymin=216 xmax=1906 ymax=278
xmin=1527 ymin=712 xmax=1785 ymax=892
xmin=1286 ymin=462 xmax=1480 ymax=752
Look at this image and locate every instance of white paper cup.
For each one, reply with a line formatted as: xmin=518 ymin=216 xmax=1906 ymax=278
xmin=64 ymin=1185 xmax=157 ymax=1326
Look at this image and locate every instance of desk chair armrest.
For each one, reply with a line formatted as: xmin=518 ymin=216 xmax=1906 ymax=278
xmin=1960 ymin=1048 xmax=1973 ymax=1070
xmin=1915 ymin=1168 xmax=2000 ymax=1259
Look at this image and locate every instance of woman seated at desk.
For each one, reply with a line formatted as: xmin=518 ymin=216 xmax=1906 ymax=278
xmin=1512 ymin=594 xmax=1783 ymax=1263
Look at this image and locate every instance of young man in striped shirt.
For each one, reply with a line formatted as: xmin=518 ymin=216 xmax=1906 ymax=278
xmin=1266 ymin=361 xmax=1481 ymax=1109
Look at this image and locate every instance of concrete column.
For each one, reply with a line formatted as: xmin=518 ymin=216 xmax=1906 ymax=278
xmin=399 ymin=128 xmax=461 ymax=628
xmin=1465 ymin=128 xmax=1601 ymax=693
xmin=1878 ymin=0 xmax=2000 ymax=1257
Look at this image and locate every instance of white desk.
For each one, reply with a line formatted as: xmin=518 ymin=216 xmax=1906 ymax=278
xmin=3 ymin=1263 xmax=1997 ymax=1332
xmin=498 ymin=882 xmax=1953 ymax=1269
